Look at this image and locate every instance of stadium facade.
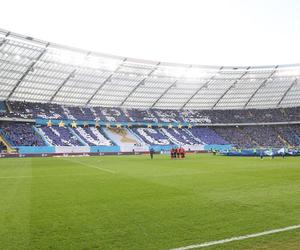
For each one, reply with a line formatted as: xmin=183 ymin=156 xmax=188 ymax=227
xmin=0 ymin=29 xmax=300 ymax=157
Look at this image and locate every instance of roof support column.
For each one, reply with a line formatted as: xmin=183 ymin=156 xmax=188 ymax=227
xmin=151 ymin=65 xmax=193 ymax=108
xmin=244 ymin=65 xmax=279 ymax=108
xmin=85 ymin=58 xmax=127 ymax=106
xmin=119 ymin=62 xmax=160 ymax=106
xmin=181 ymin=66 xmax=223 ymax=109
xmin=0 ymin=31 xmax=10 ymax=47
xmin=7 ymin=43 xmax=49 ymax=100
xmin=277 ymin=78 xmax=298 ymax=107
xmin=49 ymin=69 xmax=76 ymax=102
xmin=212 ymin=67 xmax=250 ymax=109
xmin=150 ymin=79 xmax=178 ymax=108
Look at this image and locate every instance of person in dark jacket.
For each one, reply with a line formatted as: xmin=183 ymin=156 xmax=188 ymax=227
xmin=150 ymin=148 xmax=155 ymax=159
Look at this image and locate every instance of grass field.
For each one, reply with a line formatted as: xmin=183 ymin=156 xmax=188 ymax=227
xmin=1 ymin=154 xmax=300 ymax=250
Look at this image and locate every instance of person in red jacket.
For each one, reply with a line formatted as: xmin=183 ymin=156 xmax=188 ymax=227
xmin=180 ymin=147 xmax=185 ymax=158
xmin=176 ymin=147 xmax=180 ymax=159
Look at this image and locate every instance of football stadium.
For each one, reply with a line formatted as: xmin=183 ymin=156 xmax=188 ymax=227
xmin=1 ymin=1 xmax=300 ymax=249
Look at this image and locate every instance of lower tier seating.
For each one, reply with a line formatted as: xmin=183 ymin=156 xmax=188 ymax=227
xmin=0 ymin=122 xmax=300 ymax=149
xmin=38 ymin=126 xmax=83 ymax=146
xmin=73 ymin=126 xmax=113 ymax=146
xmin=0 ymin=123 xmax=45 ymax=146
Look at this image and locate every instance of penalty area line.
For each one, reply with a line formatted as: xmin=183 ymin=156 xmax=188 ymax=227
xmin=170 ymin=224 xmax=300 ymax=250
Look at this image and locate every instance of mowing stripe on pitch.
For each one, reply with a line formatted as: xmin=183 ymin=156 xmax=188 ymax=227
xmin=0 ymin=173 xmax=97 ymax=179
xmin=63 ymin=158 xmax=116 ymax=174
xmin=171 ymin=224 xmax=300 ymax=250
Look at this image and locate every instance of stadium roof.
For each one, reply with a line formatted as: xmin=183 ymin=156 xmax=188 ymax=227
xmin=0 ymin=28 xmax=299 ymax=110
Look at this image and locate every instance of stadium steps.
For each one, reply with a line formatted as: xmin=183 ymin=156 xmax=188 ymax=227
xmin=68 ymin=127 xmax=88 ymax=146
xmin=128 ymin=128 xmax=149 ymax=145
xmin=277 ymin=134 xmax=291 ymax=147
xmin=5 ymin=101 xmax=12 ymax=113
xmin=290 ymin=127 xmax=300 ymax=143
xmin=0 ymin=133 xmax=16 ymax=153
xmin=33 ymin=126 xmax=52 ymax=146
xmin=281 ymin=108 xmax=287 ymax=117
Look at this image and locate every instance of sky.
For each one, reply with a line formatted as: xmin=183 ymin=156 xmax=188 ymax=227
xmin=0 ymin=0 xmax=300 ymax=66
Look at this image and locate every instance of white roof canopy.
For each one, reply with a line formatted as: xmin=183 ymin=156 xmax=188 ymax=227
xmin=0 ymin=28 xmax=299 ymax=110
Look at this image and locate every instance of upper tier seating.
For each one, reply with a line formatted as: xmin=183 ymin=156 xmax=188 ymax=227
xmin=64 ymin=106 xmax=96 ymax=121
xmin=3 ymin=101 xmax=300 ymax=124
xmin=6 ymin=101 xmax=67 ymax=120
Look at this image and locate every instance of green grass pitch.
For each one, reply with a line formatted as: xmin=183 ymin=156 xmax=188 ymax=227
xmin=1 ymin=154 xmax=300 ymax=250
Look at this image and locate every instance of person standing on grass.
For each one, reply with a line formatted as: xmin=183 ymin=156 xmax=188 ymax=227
xmin=260 ymin=150 xmax=264 ymax=159
xmin=150 ymin=148 xmax=155 ymax=160
xmin=170 ymin=148 xmax=174 ymax=159
xmin=180 ymin=147 xmax=185 ymax=159
xmin=172 ymin=147 xmax=177 ymax=159
xmin=176 ymin=147 xmax=180 ymax=159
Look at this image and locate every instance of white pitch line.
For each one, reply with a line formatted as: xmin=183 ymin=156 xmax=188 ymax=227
xmin=171 ymin=224 xmax=300 ymax=250
xmin=63 ymin=158 xmax=116 ymax=174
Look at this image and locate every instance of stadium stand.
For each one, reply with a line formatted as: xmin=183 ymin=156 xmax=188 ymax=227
xmin=132 ymin=128 xmax=173 ymax=146
xmin=0 ymin=123 xmax=45 ymax=146
xmin=38 ymin=126 xmax=83 ymax=146
xmin=0 ymin=141 xmax=5 ymax=152
xmin=103 ymin=127 xmax=148 ymax=152
xmin=0 ymin=101 xmax=6 ymax=112
xmin=73 ymin=126 xmax=113 ymax=146
xmin=189 ymin=127 xmax=228 ymax=145
xmin=1 ymin=101 xmax=300 ymax=153
xmin=3 ymin=101 xmax=300 ymax=124
xmin=0 ymin=29 xmax=299 ymax=156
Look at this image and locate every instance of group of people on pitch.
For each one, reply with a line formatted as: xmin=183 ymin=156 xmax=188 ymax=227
xmin=170 ymin=147 xmax=186 ymax=159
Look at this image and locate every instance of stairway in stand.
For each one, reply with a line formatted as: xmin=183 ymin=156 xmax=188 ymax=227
xmin=0 ymin=133 xmax=16 ymax=153
xmin=277 ymin=134 xmax=290 ymax=147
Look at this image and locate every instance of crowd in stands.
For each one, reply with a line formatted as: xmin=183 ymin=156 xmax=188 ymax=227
xmin=0 ymin=123 xmax=45 ymax=146
xmin=2 ymin=101 xmax=300 ymax=124
xmin=5 ymin=101 xmax=67 ymax=120
xmin=0 ymin=122 xmax=299 ymax=149
xmin=214 ymin=125 xmax=300 ymax=148
xmin=132 ymin=128 xmax=172 ymax=145
xmin=161 ymin=128 xmax=201 ymax=145
xmin=73 ymin=126 xmax=113 ymax=146
xmin=1 ymin=101 xmax=300 ymax=150
xmin=38 ymin=126 xmax=82 ymax=146
xmin=188 ymin=127 xmax=228 ymax=145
